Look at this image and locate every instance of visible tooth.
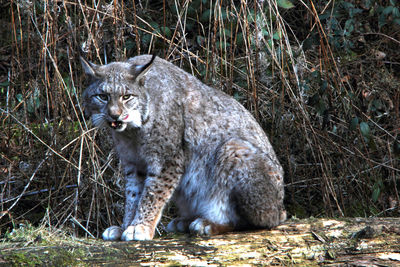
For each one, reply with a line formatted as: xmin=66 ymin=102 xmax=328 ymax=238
xmin=110 ymin=121 xmax=123 ymax=129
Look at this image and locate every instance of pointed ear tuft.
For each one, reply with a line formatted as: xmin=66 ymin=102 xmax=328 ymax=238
xmin=80 ymin=56 xmax=99 ymax=79
xmin=131 ymin=55 xmax=156 ymax=81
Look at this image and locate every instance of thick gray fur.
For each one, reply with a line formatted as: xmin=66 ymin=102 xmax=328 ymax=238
xmin=81 ymin=55 xmax=286 ymax=241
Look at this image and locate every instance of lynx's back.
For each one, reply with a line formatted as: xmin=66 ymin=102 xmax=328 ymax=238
xmin=82 ymin=55 xmax=285 ymax=241
xmin=129 ymin=56 xmax=281 ymax=158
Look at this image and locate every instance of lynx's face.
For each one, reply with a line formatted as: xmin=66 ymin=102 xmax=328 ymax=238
xmin=81 ymin=55 xmax=155 ymax=132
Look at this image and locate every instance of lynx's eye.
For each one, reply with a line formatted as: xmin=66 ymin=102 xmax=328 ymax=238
xmin=96 ymin=94 xmax=109 ymax=101
xmin=121 ymin=94 xmax=135 ymax=101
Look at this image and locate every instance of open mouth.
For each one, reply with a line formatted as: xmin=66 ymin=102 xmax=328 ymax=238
xmin=109 ymin=121 xmax=123 ymax=130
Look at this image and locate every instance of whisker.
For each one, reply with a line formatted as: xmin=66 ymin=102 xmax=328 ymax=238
xmin=91 ymin=114 xmax=107 ymax=129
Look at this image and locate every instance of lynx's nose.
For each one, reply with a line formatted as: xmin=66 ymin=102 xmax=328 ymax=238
xmin=108 ymin=106 xmax=122 ymax=120
xmin=109 ymin=112 xmax=121 ymax=120
xmin=107 ymin=106 xmax=125 ymax=130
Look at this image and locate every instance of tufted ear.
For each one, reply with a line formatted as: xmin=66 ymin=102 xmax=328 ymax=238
xmin=80 ymin=56 xmax=100 ymax=80
xmin=130 ymin=55 xmax=156 ymax=81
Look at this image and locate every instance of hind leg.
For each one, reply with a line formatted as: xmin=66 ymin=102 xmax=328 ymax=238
xmin=168 ymin=138 xmax=285 ymax=235
xmin=232 ymin=160 xmax=286 ymax=229
xmin=213 ymin=138 xmax=286 ymax=229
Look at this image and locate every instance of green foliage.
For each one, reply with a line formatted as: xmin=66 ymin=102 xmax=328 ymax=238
xmin=372 ymin=179 xmax=383 ymax=203
xmin=277 ymin=0 xmax=295 ymax=9
xmin=376 ymin=0 xmax=400 ymax=28
xmin=306 ymin=0 xmax=400 ymax=52
xmin=15 ymin=88 xmax=41 ymax=115
xmin=359 ymin=122 xmax=371 ymax=141
xmin=349 ymin=117 xmax=359 ymax=132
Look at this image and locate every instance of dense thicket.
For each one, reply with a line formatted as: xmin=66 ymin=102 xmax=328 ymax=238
xmin=1 ymin=0 xmax=399 ymax=237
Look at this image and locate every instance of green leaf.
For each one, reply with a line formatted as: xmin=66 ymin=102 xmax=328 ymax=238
xmin=349 ymin=8 xmax=363 ymax=18
xmin=344 ymin=19 xmax=355 ymax=33
xmin=267 ymin=38 xmax=273 ymax=48
xmin=320 ymin=80 xmax=328 ymax=93
xmin=383 ymin=6 xmax=394 ymax=15
xmin=372 ymin=185 xmax=380 ymax=202
xmin=199 ymin=69 xmax=207 ymax=78
xmin=372 ymin=180 xmax=382 ymax=202
xmin=16 ymin=94 xmax=23 ymax=103
xmin=141 ymin=34 xmax=151 ymax=46
xmin=196 ymin=35 xmax=205 ymax=46
xmin=359 ymin=122 xmax=370 ymax=138
xmin=187 ymin=0 xmax=201 ymax=16
xmin=235 ymin=32 xmax=244 ymax=47
xmin=125 ymin=39 xmax=135 ymax=50
xmin=273 ymin=31 xmax=282 ymax=40
xmin=277 ymin=0 xmax=294 ymax=9
xmin=218 ymin=28 xmax=231 ymax=38
xmin=365 ymin=0 xmax=374 ymax=9
xmin=27 ymin=89 xmax=40 ymax=114
xmin=311 ymin=70 xmax=321 ymax=79
xmin=233 ymin=91 xmax=241 ymax=101
xmin=220 ymin=10 xmax=228 ymax=20
xmin=215 ymin=41 xmax=231 ymax=49
xmin=393 ymin=7 xmax=400 ymax=17
xmin=332 ymin=125 xmax=337 ymax=134
xmin=0 ymin=81 xmax=10 ymax=87
xmin=341 ymin=2 xmax=354 ymax=9
xmin=247 ymin=10 xmax=255 ymax=23
xmin=350 ymin=117 xmax=359 ymax=131
xmin=300 ymin=82 xmax=310 ymax=92
xmin=261 ymin=29 xmax=270 ymax=37
xmin=316 ymin=99 xmax=327 ymax=115
xmin=159 ymin=26 xmax=172 ymax=38
xmin=318 ymin=13 xmax=331 ymax=21
xmin=372 ymin=99 xmax=383 ymax=110
xmin=201 ymin=9 xmax=212 ymax=22
xmin=378 ymin=13 xmax=387 ymax=28
xmin=149 ymin=21 xmax=159 ymax=29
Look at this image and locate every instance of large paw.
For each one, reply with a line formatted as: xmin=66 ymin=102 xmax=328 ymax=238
xmin=121 ymin=224 xmax=154 ymax=241
xmin=102 ymin=226 xmax=123 ymax=241
xmin=166 ymin=218 xmax=190 ymax=233
xmin=189 ymin=218 xmax=234 ymax=236
xmin=189 ymin=218 xmax=213 ymax=236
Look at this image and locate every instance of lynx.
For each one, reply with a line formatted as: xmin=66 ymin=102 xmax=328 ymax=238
xmin=81 ymin=55 xmax=286 ymax=241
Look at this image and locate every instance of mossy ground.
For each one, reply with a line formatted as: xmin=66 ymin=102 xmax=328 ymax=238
xmin=1 ymin=218 xmax=400 ymax=266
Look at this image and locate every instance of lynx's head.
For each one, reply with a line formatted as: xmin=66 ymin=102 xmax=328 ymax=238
xmin=81 ymin=55 xmax=156 ymax=132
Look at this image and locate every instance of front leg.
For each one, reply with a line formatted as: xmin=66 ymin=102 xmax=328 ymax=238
xmin=102 ymin=174 xmax=144 ymax=241
xmin=122 ymin=163 xmax=183 ymax=241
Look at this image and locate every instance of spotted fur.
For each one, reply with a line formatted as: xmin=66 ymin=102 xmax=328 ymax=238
xmin=81 ymin=55 xmax=286 ymax=241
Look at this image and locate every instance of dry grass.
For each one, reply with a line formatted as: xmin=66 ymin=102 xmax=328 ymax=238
xmin=0 ymin=0 xmax=399 ymax=238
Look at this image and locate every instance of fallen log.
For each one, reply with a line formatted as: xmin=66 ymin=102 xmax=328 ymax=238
xmin=1 ymin=217 xmax=399 ymax=266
